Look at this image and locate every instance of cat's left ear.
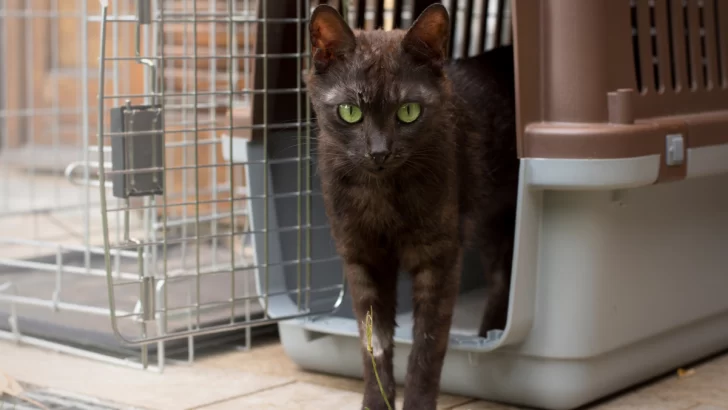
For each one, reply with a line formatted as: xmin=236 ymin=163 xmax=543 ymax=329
xmin=310 ymin=5 xmax=356 ymax=73
xmin=402 ymin=3 xmax=450 ymax=68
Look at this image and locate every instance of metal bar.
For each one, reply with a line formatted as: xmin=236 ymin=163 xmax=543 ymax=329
xmin=263 ymin=0 xmax=270 ymax=321
xmin=156 ymin=0 xmax=169 ymax=372
xmin=297 ymin=0 xmax=303 ymax=311
xmin=97 ymin=1 xmax=129 ymax=359
xmin=107 ymin=224 xmax=333 ymax=250
xmin=104 ymin=190 xmax=322 ymax=213
xmin=87 ymin=15 xmax=310 ymax=24
xmin=208 ymin=0 xmax=219 ymax=293
xmin=0 ymin=330 xmax=161 ymax=372
xmin=0 ymin=293 xmax=132 ymax=317
xmin=0 ymin=258 xmax=139 ymax=281
xmin=227 ymin=0 xmax=236 ymax=330
xmin=101 ymin=156 xmax=316 ymax=175
xmin=242 ymin=0 xmax=252 ymax=351
xmin=193 ymin=0 xmax=202 ymax=330
xmin=306 ymin=0 xmax=313 ymax=312
xmin=105 ymin=305 xmax=343 ymax=347
xmin=99 ymin=53 xmax=313 ymax=62
xmin=153 ymin=256 xmax=342 ymax=282
xmin=114 ymin=284 xmax=345 ymax=319
xmin=0 ymin=237 xmax=137 ymax=256
xmin=24 ymin=0 xmax=37 ymax=240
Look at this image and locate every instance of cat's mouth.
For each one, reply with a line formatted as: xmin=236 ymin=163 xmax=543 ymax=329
xmin=359 ymin=153 xmax=405 ymax=176
xmin=362 ymin=162 xmax=400 ymax=176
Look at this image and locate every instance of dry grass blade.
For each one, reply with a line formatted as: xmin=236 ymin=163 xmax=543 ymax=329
xmin=365 ymin=306 xmax=393 ymax=410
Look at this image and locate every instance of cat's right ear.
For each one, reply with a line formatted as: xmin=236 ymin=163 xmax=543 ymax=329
xmin=310 ymin=5 xmax=356 ymax=73
xmin=402 ymin=4 xmax=450 ymax=69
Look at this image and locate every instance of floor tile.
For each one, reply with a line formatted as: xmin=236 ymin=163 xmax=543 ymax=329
xmin=199 ymin=342 xmax=472 ymax=409
xmin=642 ymin=354 xmax=728 ymax=407
xmin=0 ymin=341 xmax=293 ymax=410
xmin=449 ymin=400 xmax=520 ymax=410
xmin=590 ymin=390 xmax=697 ymax=410
xmin=196 ymin=381 xmax=362 ymax=410
xmin=390 ymin=387 xmax=473 ymax=409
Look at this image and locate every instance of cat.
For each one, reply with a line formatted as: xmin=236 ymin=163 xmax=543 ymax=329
xmin=307 ymin=4 xmax=518 ymax=409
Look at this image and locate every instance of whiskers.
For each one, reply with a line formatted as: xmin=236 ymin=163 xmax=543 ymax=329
xmin=402 ymin=145 xmax=454 ymax=183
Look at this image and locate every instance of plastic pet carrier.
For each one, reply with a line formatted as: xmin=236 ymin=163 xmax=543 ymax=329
xmin=237 ymin=0 xmax=728 ymax=408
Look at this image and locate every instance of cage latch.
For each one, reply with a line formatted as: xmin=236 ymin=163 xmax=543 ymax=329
xmin=665 ymin=133 xmax=685 ymax=167
xmin=110 ymin=102 xmax=164 ymax=199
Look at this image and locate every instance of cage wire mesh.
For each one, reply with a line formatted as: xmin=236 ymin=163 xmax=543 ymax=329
xmin=0 ymin=0 xmax=157 ymax=368
xmin=0 ymin=0 xmax=512 ymax=372
xmin=95 ymin=0 xmax=338 ymax=369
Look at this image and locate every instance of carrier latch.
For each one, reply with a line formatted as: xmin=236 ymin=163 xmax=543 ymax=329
xmin=665 ymin=133 xmax=685 ymax=166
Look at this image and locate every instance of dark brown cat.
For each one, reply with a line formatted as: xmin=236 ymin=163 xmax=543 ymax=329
xmin=307 ymin=4 xmax=518 ymax=409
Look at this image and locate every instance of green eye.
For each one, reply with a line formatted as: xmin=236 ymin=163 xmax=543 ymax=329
xmin=397 ymin=103 xmax=421 ymax=123
xmin=338 ymin=104 xmax=363 ymax=124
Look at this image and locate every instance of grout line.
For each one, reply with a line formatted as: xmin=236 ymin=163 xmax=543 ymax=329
xmin=443 ymin=398 xmax=478 ymax=409
xmin=185 ymin=380 xmax=297 ymax=410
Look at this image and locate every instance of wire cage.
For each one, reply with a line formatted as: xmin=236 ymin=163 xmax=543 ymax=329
xmin=0 ymin=0 xmax=277 ymax=370
xmin=0 ymin=0 xmax=157 ymax=367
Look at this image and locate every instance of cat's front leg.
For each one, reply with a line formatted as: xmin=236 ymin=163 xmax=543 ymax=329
xmin=345 ymin=261 xmax=398 ymax=410
xmin=402 ymin=249 xmax=462 ymax=410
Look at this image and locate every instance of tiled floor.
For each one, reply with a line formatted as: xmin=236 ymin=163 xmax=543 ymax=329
xmin=1 ymin=338 xmax=728 ymax=410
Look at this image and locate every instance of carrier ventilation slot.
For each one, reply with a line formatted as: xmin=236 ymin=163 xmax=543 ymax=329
xmin=312 ymin=0 xmax=513 ymax=58
xmin=631 ymin=0 xmax=727 ymax=93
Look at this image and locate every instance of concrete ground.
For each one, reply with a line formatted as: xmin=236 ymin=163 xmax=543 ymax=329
xmin=1 ymin=337 xmax=727 ymax=410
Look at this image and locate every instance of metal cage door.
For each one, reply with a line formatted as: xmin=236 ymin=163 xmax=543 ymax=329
xmin=94 ymin=0 xmax=348 ymax=367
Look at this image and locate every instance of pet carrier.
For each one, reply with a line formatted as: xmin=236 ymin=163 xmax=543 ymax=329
xmin=271 ymin=1 xmax=728 ymax=409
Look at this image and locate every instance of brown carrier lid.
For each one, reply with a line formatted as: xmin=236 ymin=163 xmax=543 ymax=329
xmin=512 ymin=0 xmax=728 ymax=183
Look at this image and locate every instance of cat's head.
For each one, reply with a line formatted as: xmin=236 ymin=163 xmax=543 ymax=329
xmin=307 ymin=4 xmax=452 ymax=177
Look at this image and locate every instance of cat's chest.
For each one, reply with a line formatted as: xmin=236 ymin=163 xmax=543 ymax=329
xmin=344 ymin=186 xmax=403 ymax=229
xmin=323 ymin=176 xmax=444 ymax=239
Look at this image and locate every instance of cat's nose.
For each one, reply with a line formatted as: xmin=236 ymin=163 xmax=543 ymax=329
xmin=369 ymin=149 xmax=391 ymax=165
